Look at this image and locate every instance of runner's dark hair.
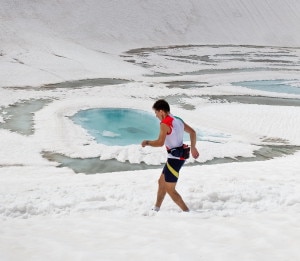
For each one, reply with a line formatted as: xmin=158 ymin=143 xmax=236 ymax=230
xmin=152 ymin=99 xmax=170 ymax=112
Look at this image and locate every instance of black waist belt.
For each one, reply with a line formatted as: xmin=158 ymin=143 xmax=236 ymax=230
xmin=167 ymin=145 xmax=190 ymax=159
xmin=167 ymin=146 xmax=183 ymax=153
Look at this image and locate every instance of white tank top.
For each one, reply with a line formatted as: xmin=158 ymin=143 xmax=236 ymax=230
xmin=161 ymin=114 xmax=184 ymax=158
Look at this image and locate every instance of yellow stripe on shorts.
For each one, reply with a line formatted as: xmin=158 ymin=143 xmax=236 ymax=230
xmin=167 ymin=162 xmax=179 ymax=178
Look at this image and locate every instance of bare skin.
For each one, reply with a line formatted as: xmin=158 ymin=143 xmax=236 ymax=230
xmin=155 ymin=173 xmax=189 ymax=211
xmin=141 ymin=109 xmax=199 ymax=212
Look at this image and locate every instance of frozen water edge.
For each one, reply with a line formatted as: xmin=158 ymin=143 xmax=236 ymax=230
xmin=0 ymin=99 xmax=52 ymax=135
xmin=43 ymin=144 xmax=300 ymax=174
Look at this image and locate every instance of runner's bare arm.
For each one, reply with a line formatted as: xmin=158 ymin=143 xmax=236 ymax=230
xmin=141 ymin=123 xmax=169 ymax=147
xmin=184 ymin=122 xmax=199 ymax=159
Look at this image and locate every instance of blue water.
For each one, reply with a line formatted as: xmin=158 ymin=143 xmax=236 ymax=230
xmin=72 ymin=108 xmax=159 ymax=146
xmin=232 ymin=80 xmax=300 ymax=95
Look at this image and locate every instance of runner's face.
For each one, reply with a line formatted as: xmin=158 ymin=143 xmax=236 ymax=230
xmin=154 ymin=109 xmax=163 ymax=120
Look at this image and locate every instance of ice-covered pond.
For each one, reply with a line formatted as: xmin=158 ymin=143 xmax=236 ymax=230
xmin=71 ymin=108 xmax=159 ymax=146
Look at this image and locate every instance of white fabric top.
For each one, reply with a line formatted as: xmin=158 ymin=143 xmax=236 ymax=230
xmin=161 ymin=114 xmax=184 ymax=159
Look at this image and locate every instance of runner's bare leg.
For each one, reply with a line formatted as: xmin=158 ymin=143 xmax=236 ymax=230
xmin=155 ymin=174 xmax=166 ymax=209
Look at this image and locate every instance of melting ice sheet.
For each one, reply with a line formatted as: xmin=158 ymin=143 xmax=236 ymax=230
xmin=232 ymin=80 xmax=300 ymax=95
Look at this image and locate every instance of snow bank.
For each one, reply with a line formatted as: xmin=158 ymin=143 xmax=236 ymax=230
xmin=1 ymin=0 xmax=300 ymax=87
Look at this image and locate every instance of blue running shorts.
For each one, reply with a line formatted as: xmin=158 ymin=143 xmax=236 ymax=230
xmin=162 ymin=158 xmax=185 ymax=183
